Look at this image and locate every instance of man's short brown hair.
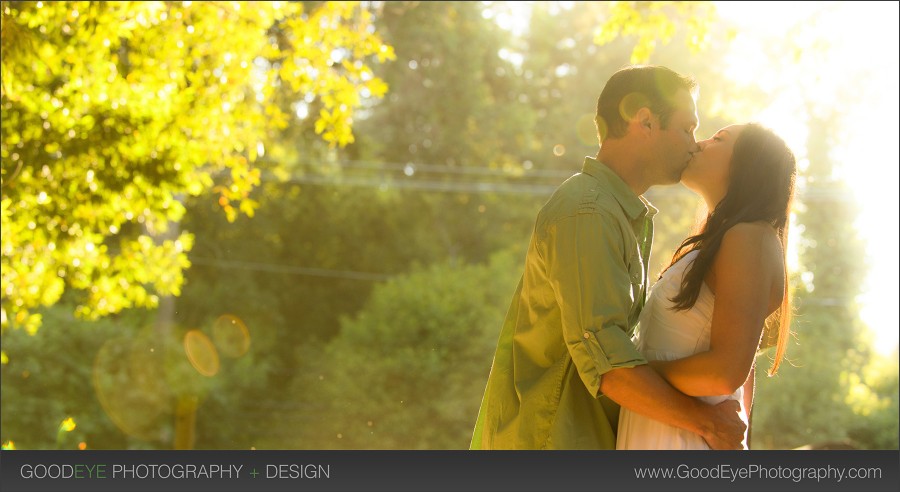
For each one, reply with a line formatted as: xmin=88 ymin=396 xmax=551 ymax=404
xmin=595 ymin=65 xmax=697 ymax=143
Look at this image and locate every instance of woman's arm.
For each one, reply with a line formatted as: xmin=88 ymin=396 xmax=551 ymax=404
xmin=651 ymin=223 xmax=783 ymax=397
xmin=599 ymin=364 xmax=747 ymax=450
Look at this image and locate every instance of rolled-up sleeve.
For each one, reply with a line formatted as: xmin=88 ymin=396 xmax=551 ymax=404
xmin=542 ymin=212 xmax=647 ymax=398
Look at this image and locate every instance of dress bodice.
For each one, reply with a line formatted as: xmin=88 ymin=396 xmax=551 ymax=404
xmin=616 ymin=250 xmax=748 ymax=449
xmin=634 ymin=249 xmax=742 ymax=406
xmin=635 ymin=250 xmax=714 ymax=360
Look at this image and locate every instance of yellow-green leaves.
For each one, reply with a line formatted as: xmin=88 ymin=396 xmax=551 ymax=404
xmin=59 ymin=417 xmax=77 ymax=433
xmin=1 ymin=1 xmax=393 ymax=331
xmin=594 ymin=1 xmax=716 ymax=63
xmin=279 ymin=3 xmax=396 ymax=148
xmin=55 ymin=416 xmax=77 ymax=448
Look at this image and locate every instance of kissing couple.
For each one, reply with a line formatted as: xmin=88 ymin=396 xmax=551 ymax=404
xmin=471 ymin=65 xmax=796 ymax=450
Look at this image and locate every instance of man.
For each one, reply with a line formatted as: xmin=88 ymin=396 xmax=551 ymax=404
xmin=470 ymin=65 xmax=746 ymax=450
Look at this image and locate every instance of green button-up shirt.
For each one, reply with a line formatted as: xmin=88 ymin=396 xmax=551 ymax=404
xmin=470 ymin=157 xmax=657 ymax=449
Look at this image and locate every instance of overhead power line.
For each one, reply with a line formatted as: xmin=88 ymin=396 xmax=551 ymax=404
xmin=258 ymin=160 xmax=857 ymax=200
xmin=272 ymin=173 xmax=562 ymax=196
xmin=260 ymin=171 xmax=696 ymax=198
xmin=329 ymin=159 xmax=575 ymax=179
xmin=190 ymin=256 xmax=393 ymax=281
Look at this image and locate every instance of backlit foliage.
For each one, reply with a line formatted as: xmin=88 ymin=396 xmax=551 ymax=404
xmin=0 ymin=1 xmax=394 ymax=333
xmin=594 ymin=1 xmax=717 ymax=63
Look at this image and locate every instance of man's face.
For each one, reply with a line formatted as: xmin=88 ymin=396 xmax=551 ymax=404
xmin=651 ymin=89 xmax=699 ymax=185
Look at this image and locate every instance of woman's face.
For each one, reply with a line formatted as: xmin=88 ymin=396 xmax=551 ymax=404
xmin=681 ymin=124 xmax=746 ymax=204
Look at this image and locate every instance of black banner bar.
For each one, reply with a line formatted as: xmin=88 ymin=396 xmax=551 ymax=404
xmin=1 ymin=450 xmax=898 ymax=492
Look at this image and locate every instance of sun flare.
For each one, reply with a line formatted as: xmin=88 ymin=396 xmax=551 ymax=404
xmin=715 ymin=1 xmax=900 ymax=356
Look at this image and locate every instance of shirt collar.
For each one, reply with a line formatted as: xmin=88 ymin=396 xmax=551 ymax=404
xmin=581 ymin=156 xmax=658 ymax=221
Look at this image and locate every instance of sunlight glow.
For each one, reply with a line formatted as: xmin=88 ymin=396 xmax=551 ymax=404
xmin=490 ymin=0 xmax=899 ymax=357
xmin=716 ymin=1 xmax=900 ymax=355
xmin=482 ymin=1 xmax=532 ymax=36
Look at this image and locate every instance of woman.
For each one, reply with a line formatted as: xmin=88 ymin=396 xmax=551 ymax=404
xmin=616 ymin=123 xmax=797 ymax=450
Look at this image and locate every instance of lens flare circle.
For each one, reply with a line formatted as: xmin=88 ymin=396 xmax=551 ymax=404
xmin=183 ymin=330 xmax=220 ymax=377
xmin=211 ymin=314 xmax=250 ymax=358
xmin=92 ymin=331 xmax=172 ymax=441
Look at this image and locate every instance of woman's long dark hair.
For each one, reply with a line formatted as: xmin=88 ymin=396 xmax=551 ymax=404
xmin=664 ymin=123 xmax=797 ymax=375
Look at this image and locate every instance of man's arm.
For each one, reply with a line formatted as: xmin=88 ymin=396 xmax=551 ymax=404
xmin=544 ymin=212 xmax=744 ymax=449
xmin=600 ymin=364 xmax=746 ymax=450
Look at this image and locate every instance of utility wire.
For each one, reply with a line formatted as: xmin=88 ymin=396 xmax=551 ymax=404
xmin=188 ymin=161 xmax=859 ymax=281
xmin=259 ymin=162 xmax=855 ymax=200
xmin=188 ymin=256 xmax=866 ymax=309
xmin=271 ymin=173 xmax=562 ymax=195
xmin=260 ymin=171 xmax=701 ymax=198
xmin=190 ymin=256 xmax=394 ymax=281
xmin=327 ymin=159 xmax=575 ymax=179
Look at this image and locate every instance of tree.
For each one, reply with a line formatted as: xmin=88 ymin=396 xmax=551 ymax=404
xmin=512 ymin=1 xmax=732 ymax=279
xmin=0 ymin=300 xmax=272 ymax=450
xmin=158 ymin=1 xmax=741 ymax=449
xmin=593 ymin=1 xmax=717 ymax=64
xmin=724 ymin=6 xmax=899 ymax=448
xmin=0 ymin=1 xmax=394 ymax=334
xmin=278 ymin=248 xmax=523 ymax=449
xmin=1 ymin=304 xmax=145 ymax=449
xmin=174 ymin=0 xmax=546 ymax=348
xmin=171 ymin=3 xmax=546 ymax=441
xmin=751 ymin=112 xmax=898 ymax=449
xmin=11 ymin=1 xmax=892 ymax=452
xmin=343 ymin=1 xmax=544 ymax=264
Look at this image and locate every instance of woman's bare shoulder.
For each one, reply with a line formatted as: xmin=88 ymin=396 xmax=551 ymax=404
xmin=725 ymin=220 xmax=778 ymax=237
xmin=712 ymin=222 xmax=785 ymax=312
xmin=718 ymin=221 xmax=784 ymax=271
xmin=723 ymin=221 xmax=781 ymax=252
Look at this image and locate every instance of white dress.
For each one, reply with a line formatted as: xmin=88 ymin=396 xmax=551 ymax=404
xmin=616 ymin=250 xmax=748 ymax=450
